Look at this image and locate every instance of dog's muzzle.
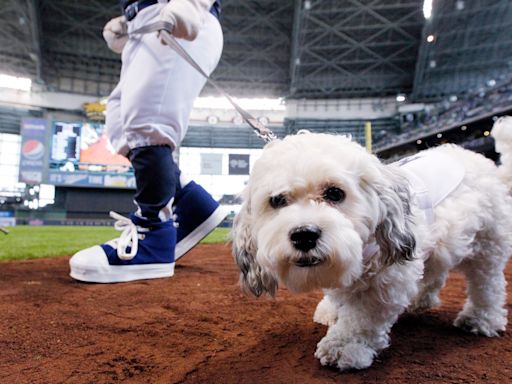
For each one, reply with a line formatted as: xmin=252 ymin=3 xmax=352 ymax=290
xmin=294 ymin=255 xmax=324 ymax=267
xmin=289 ymin=225 xmax=324 ymax=267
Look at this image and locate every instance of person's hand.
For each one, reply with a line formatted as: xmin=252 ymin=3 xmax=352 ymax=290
xmin=159 ymin=0 xmax=213 ymax=43
xmin=103 ymin=16 xmax=128 ymax=54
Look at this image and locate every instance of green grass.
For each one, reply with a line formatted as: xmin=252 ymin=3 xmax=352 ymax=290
xmin=0 ymin=226 xmax=231 ymax=262
xmin=200 ymin=227 xmax=231 ymax=244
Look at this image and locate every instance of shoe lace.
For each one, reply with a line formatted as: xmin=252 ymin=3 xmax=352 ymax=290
xmin=110 ymin=211 xmax=148 ymax=261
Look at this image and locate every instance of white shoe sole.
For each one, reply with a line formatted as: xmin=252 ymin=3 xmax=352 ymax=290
xmin=70 ymin=254 xmax=175 ymax=283
xmin=70 ymin=263 xmax=174 ymax=283
xmin=175 ymin=206 xmax=228 ymax=260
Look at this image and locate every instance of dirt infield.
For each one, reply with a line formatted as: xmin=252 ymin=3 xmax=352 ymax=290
xmin=1 ymin=244 xmax=512 ymax=383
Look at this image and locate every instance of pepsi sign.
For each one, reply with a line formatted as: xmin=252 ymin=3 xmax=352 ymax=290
xmin=19 ymin=118 xmax=47 ymax=184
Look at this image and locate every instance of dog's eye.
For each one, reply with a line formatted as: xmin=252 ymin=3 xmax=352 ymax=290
xmin=269 ymin=194 xmax=287 ymax=209
xmin=323 ymin=187 xmax=346 ymax=203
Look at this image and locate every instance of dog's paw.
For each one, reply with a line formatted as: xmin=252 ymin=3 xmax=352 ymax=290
xmin=408 ymin=292 xmax=441 ymax=313
xmin=315 ymin=336 xmax=376 ymax=371
xmin=313 ymin=296 xmax=338 ymax=326
xmin=454 ymin=311 xmax=506 ymax=337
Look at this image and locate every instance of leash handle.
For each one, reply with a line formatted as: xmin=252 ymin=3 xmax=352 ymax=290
xmin=131 ymin=22 xmax=277 ymax=143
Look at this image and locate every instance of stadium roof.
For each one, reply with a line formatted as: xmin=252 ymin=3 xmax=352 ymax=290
xmin=1 ymin=0 xmax=511 ymax=100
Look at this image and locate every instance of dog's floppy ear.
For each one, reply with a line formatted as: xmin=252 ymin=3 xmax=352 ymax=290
xmin=232 ymin=190 xmax=278 ymax=297
xmin=373 ymin=164 xmax=416 ymax=265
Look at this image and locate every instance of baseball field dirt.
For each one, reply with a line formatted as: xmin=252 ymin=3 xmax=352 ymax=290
xmin=1 ymin=243 xmax=512 ymax=383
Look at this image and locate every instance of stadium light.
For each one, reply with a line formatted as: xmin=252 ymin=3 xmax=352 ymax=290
xmin=426 ymin=34 xmax=435 ymax=43
xmin=423 ymin=0 xmax=433 ymax=19
xmin=0 ymin=73 xmax=32 ymax=91
xmin=396 ymin=94 xmax=406 ymax=102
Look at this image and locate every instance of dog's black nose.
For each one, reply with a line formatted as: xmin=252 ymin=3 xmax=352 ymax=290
xmin=289 ymin=225 xmax=322 ymax=252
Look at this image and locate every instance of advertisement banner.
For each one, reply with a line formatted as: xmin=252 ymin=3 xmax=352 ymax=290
xmin=228 ymin=154 xmax=250 ymax=175
xmin=48 ymin=171 xmax=135 ymax=189
xmin=201 ymin=153 xmax=223 ymax=175
xmin=19 ymin=118 xmax=47 ymax=184
xmin=0 ymin=211 xmax=15 ymax=227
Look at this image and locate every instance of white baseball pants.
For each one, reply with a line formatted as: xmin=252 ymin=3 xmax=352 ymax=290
xmin=106 ymin=3 xmax=223 ymax=156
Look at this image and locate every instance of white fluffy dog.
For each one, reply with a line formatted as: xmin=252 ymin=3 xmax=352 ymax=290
xmin=232 ymin=116 xmax=512 ymax=371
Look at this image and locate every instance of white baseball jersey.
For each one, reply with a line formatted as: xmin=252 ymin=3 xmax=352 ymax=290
xmin=398 ymin=150 xmax=465 ymax=223
xmin=362 ymin=150 xmax=465 ymax=261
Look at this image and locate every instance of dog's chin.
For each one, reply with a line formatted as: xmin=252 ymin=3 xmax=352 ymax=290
xmin=275 ymin=247 xmax=364 ymax=293
xmin=284 ymin=263 xmax=340 ymax=293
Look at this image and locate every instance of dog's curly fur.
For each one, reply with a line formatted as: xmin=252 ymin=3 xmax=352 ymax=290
xmin=232 ymin=116 xmax=512 ymax=371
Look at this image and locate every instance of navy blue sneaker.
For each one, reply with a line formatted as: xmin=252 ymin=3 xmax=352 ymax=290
xmin=70 ymin=212 xmax=176 ymax=283
xmin=173 ymin=181 xmax=228 ymax=259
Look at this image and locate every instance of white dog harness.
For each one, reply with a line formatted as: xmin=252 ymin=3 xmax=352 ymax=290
xmin=362 ymin=150 xmax=465 ymax=261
